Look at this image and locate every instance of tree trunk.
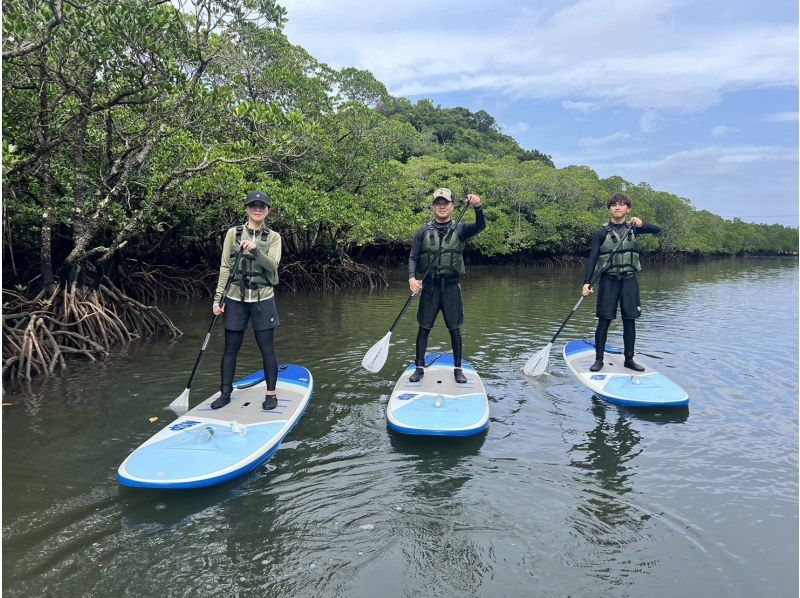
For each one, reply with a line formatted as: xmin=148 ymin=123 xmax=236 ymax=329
xmin=72 ymin=69 xmax=95 ymax=243
xmin=37 ymin=47 xmax=55 ymax=291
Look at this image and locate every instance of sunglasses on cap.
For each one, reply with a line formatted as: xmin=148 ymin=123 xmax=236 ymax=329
xmin=432 ymin=198 xmax=452 ymax=206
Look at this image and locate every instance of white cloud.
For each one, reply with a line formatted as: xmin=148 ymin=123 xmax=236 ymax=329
xmin=640 ymin=111 xmax=659 ymax=133
xmin=502 ymin=122 xmax=530 ymax=135
xmin=284 ymin=0 xmax=798 ymax=114
xmin=578 ymin=131 xmax=632 ymax=147
xmin=561 ymin=100 xmax=602 ymax=114
xmin=711 ymin=125 xmax=736 ymax=136
xmin=550 ymin=145 xmax=644 ymax=168
xmin=614 ymin=145 xmax=793 ymax=171
xmin=764 ymin=111 xmax=799 ymax=122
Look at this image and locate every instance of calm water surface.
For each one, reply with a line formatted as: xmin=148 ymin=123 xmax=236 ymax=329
xmin=3 ymin=259 xmax=798 ymax=597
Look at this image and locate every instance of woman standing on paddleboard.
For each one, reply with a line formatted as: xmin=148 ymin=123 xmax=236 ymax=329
xmin=210 ymin=191 xmax=282 ymax=411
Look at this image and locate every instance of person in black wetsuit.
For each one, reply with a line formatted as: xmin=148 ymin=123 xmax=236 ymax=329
xmin=582 ymin=193 xmax=660 ymax=372
xmin=408 ymin=188 xmax=485 ymax=383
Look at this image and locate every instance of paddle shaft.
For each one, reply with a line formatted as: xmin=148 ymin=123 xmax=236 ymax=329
xmin=547 ymin=224 xmax=634 ymax=344
xmin=386 ymin=201 xmax=472 ymax=334
xmin=183 ymin=246 xmax=246 ymax=391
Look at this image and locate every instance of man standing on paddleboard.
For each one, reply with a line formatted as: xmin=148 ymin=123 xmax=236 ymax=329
xmin=408 ymin=188 xmax=485 ymax=383
xmin=582 ymin=193 xmax=660 ymax=372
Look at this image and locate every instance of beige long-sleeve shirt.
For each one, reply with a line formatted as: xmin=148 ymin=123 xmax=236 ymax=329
xmin=213 ymin=225 xmax=282 ymax=305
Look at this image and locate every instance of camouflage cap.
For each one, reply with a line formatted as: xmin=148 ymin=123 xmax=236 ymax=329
xmin=432 ymin=188 xmax=453 ymax=203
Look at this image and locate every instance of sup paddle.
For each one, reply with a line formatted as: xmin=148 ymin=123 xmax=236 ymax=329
xmin=169 ymin=246 xmax=246 ymax=410
xmin=362 ymin=199 xmax=472 ymax=373
xmin=522 ymin=223 xmax=634 ymax=376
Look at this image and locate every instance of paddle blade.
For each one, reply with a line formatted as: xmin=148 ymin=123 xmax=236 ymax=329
xmin=167 ymin=404 xmax=189 ymax=417
xmin=362 ymin=331 xmax=392 ymax=373
xmin=522 ymin=343 xmax=552 ymax=376
xmin=168 ymin=387 xmax=190 ymax=410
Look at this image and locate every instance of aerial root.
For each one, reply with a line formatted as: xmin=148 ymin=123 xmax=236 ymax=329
xmin=2 ymin=280 xmax=181 ymax=382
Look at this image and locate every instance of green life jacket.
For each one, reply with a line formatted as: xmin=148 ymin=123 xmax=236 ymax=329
xmin=417 ymin=222 xmax=465 ymax=278
xmin=599 ymin=223 xmax=641 ymax=275
xmin=231 ymin=226 xmax=279 ymax=296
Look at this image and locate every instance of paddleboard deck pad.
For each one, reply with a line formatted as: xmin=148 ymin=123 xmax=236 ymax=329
xmin=563 ymin=340 xmax=688 ymax=407
xmin=118 ymin=364 xmax=313 ymax=489
xmin=387 ymin=353 xmax=489 ymax=436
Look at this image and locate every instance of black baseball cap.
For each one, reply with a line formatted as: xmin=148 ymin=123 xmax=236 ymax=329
xmin=245 ymin=190 xmax=272 ymax=207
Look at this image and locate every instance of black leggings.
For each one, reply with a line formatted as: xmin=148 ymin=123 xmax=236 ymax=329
xmin=415 ymin=326 xmax=463 ymax=368
xmin=595 ymin=318 xmax=636 ymax=359
xmin=220 ymin=328 xmax=278 ymax=394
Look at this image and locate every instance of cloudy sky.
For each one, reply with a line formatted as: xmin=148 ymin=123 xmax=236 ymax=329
xmin=283 ymin=0 xmax=798 ymax=225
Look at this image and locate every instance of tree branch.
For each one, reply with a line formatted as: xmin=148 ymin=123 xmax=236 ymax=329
xmin=2 ymin=0 xmax=64 ymax=61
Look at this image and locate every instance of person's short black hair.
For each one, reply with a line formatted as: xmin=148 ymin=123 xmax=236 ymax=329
xmin=606 ymin=193 xmax=631 ymax=208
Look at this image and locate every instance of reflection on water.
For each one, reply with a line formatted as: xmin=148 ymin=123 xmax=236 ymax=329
xmin=2 ymin=258 xmax=797 ymax=597
xmin=568 ymin=397 xmax=649 ymax=590
xmin=571 ymin=398 xmax=645 ymax=499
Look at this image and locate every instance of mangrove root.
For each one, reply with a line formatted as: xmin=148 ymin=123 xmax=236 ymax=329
xmin=2 ymin=280 xmax=181 ymax=382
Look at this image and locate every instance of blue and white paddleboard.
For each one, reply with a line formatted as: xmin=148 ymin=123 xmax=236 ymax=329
xmin=387 ymin=353 xmax=489 ymax=437
xmin=118 ymin=364 xmax=313 ymax=489
xmin=563 ymin=339 xmax=688 ymax=407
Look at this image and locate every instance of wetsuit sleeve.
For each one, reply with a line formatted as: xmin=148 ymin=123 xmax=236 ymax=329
xmin=255 ymin=231 xmax=281 ymax=276
xmin=213 ymin=228 xmax=236 ymax=305
xmin=636 ymin=222 xmax=661 ymax=235
xmin=582 ymin=228 xmax=606 ymax=284
xmin=457 ymin=205 xmax=486 ymax=242
xmin=409 ymin=229 xmax=424 ymax=279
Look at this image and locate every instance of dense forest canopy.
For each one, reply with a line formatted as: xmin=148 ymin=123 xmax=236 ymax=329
xmin=3 ymin=0 xmax=797 ymax=287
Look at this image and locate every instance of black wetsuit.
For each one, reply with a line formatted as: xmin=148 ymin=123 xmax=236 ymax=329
xmin=584 ymin=221 xmax=660 ymax=361
xmin=408 ymin=207 xmax=485 ymax=367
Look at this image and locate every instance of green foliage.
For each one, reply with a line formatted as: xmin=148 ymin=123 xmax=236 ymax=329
xmin=380 ymin=98 xmax=554 ymax=166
